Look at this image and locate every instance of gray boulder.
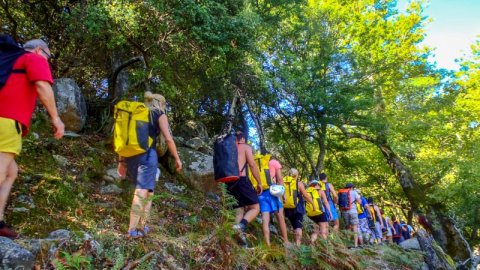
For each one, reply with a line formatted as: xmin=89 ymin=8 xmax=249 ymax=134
xmin=174 ymin=121 xmax=209 ymax=141
xmin=53 ymin=78 xmax=87 ymax=132
xmin=47 ymin=229 xmax=71 ymax=240
xmin=185 ymin=137 xmax=204 ymax=151
xmin=106 ymin=168 xmax=122 ymax=181
xmin=0 ymin=237 xmax=35 ymax=269
xmin=165 ymin=147 xmax=216 ymax=193
xmin=100 ymin=184 xmax=123 ymax=195
xmin=53 ymin=154 xmax=68 ymax=167
xmin=400 ymin=237 xmax=421 ymax=250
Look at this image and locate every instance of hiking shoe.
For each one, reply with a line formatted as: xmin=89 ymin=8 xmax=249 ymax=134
xmin=232 ymin=223 xmax=246 ymax=233
xmin=0 ymin=224 xmax=19 ymax=239
xmin=127 ymin=229 xmax=144 ymax=238
xmin=141 ymin=226 xmax=151 ymax=235
xmin=237 ymin=232 xmax=249 ymax=248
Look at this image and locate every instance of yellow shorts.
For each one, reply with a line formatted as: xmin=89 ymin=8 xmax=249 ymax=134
xmin=0 ymin=117 xmax=22 ymax=155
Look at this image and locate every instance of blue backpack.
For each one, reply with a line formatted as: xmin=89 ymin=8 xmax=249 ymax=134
xmin=0 ymin=34 xmax=26 ymax=90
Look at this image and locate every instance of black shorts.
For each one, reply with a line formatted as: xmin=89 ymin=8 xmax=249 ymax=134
xmin=284 ymin=208 xmax=304 ymax=229
xmin=308 ymin=213 xmax=328 ymax=224
xmin=226 ymin=176 xmax=259 ymax=208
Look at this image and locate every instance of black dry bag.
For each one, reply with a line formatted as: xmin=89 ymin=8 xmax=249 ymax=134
xmin=213 ymin=132 xmax=239 ymax=183
xmin=0 ymin=34 xmax=26 ymax=90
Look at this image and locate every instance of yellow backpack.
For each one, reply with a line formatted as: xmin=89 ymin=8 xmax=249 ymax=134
xmin=305 ymin=186 xmax=324 ymax=217
xmin=283 ymin=176 xmax=298 ymax=209
xmin=248 ymin=153 xmax=272 ymax=190
xmin=356 ymin=202 xmax=364 ymax=215
xmin=113 ymin=101 xmax=153 ymax=157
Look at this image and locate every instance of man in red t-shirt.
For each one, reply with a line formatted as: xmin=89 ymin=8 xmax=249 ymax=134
xmin=0 ymin=39 xmax=64 ymax=239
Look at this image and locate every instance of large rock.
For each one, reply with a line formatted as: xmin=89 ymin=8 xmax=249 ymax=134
xmin=400 ymin=237 xmax=421 ymax=250
xmin=156 ymin=133 xmax=168 ymax=157
xmin=0 ymin=237 xmax=35 ymax=269
xmin=164 ymin=147 xmax=216 ymax=193
xmin=53 ymin=78 xmax=87 ymax=132
xmin=174 ymin=121 xmax=209 ymax=141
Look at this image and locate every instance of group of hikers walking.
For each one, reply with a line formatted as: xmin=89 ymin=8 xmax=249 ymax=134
xmin=219 ymin=131 xmax=415 ymax=247
xmin=0 ymin=34 xmax=414 ymax=249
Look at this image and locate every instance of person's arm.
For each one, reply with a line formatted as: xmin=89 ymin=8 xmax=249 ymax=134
xmin=159 ymin=114 xmax=182 ymax=172
xmin=246 ymin=147 xmax=262 ymax=194
xmin=319 ymin=189 xmax=333 ymax=218
xmin=329 ymin=183 xmax=338 ymax=204
xmin=35 ymin=81 xmax=64 ymax=139
xmin=375 ymin=206 xmax=384 ymax=228
xmin=275 ymin=167 xmax=284 ymax=185
xmin=299 ymin=182 xmax=314 ymax=205
xmin=117 ymin=155 xmax=126 ymax=179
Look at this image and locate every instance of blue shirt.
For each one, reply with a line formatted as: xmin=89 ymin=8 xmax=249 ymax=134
xmin=358 ymin=196 xmax=368 ymax=219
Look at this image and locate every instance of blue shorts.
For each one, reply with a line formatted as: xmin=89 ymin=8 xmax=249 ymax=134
xmin=126 ymin=148 xmax=158 ymax=192
xmin=326 ymin=200 xmax=339 ymax=221
xmin=258 ymin=190 xmax=282 ymax=213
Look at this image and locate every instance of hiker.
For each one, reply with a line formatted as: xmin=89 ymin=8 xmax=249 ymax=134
xmin=227 ymin=131 xmax=262 ymax=246
xmin=305 ymin=180 xmax=332 ymax=243
xmin=338 ymin=183 xmax=362 ymax=247
xmin=392 ymin=216 xmax=406 ymax=244
xmin=319 ymin=173 xmax=339 ymax=231
xmin=117 ymin=91 xmax=182 ymax=238
xmin=252 ymin=151 xmax=289 ymax=246
xmin=0 ymin=38 xmax=65 ymax=239
xmin=283 ymin=168 xmax=314 ymax=246
xmin=355 ymin=189 xmax=372 ymax=246
xmin=400 ymin=220 xmax=412 ymax=240
xmin=367 ymin=197 xmax=385 ymax=244
xmin=381 ymin=209 xmax=393 ymax=243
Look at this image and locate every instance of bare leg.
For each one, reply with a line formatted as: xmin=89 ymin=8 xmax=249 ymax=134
xmin=262 ymin=212 xmax=271 ymax=246
xmin=243 ymin=203 xmax=260 ymax=223
xmin=139 ymin=191 xmax=154 ymax=228
xmin=234 ymin=207 xmax=245 ymax=223
xmin=320 ymin=222 xmax=329 ymax=239
xmin=311 ymin=224 xmax=319 ymax=244
xmin=0 ymin=153 xmax=16 ymax=221
xmin=128 ymin=189 xmax=149 ymax=231
xmin=275 ymin=208 xmax=289 ymax=243
xmin=294 ymin=228 xmax=302 ymax=246
xmin=333 ymin=219 xmax=340 ymax=231
xmin=353 ymin=224 xmax=359 ymax=247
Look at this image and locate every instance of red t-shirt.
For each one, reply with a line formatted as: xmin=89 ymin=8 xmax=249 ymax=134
xmin=0 ymin=53 xmax=53 ymax=136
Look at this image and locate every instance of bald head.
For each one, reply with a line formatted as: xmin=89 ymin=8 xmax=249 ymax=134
xmin=23 ymin=39 xmax=49 ymax=51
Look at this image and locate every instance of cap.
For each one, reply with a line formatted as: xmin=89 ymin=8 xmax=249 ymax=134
xmin=319 ymin=173 xmax=327 ymax=180
xmin=309 ymin=180 xmax=320 ymax=186
xmin=346 ymin=183 xmax=355 ymax=188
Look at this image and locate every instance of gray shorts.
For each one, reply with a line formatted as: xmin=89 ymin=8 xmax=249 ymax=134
xmin=358 ymin=218 xmax=371 ymax=235
xmin=342 ymin=211 xmax=359 ymax=227
xmin=372 ymin=221 xmax=383 ymax=239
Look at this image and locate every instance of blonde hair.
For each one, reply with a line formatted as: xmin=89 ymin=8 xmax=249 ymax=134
xmin=289 ymin=168 xmax=299 ymax=178
xmin=144 ymin=91 xmax=166 ymax=112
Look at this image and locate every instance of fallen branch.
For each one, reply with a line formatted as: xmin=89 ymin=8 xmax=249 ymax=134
xmin=122 ymin=251 xmax=156 ymax=270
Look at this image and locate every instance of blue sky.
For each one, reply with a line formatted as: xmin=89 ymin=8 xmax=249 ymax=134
xmin=398 ymin=0 xmax=480 ymax=70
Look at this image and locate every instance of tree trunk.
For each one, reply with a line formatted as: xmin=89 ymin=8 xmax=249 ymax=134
xmin=314 ymin=115 xmax=327 ymax=175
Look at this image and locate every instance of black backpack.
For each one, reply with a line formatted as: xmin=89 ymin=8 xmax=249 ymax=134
xmin=213 ymin=131 xmax=240 ymax=183
xmin=0 ymin=34 xmax=26 ymax=90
